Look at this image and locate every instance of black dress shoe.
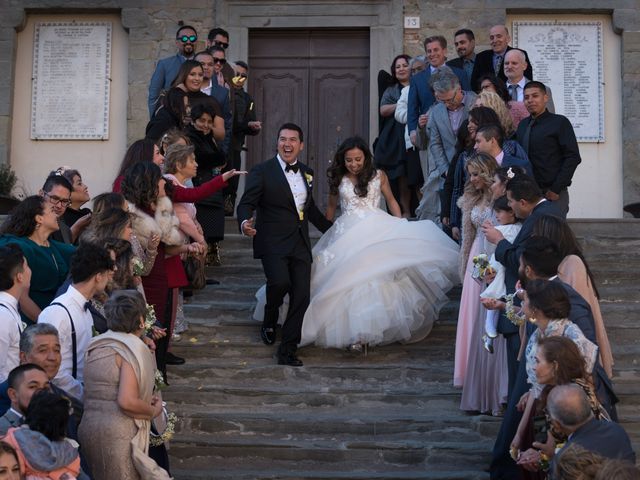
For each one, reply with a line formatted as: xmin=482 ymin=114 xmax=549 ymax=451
xmin=206 ymin=278 xmax=220 ymax=285
xmin=260 ymin=326 xmax=276 ymax=345
xmin=165 ymin=352 xmax=185 ymax=365
xmin=277 ymin=352 xmax=303 ymax=367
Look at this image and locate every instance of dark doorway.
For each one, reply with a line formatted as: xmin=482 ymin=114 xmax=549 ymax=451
xmin=246 ymin=28 xmax=370 ymax=210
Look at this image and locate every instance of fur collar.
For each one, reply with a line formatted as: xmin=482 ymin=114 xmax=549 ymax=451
xmin=127 ymin=196 xmax=185 ymax=248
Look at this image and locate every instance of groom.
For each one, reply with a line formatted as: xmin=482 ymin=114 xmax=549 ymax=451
xmin=237 ymin=123 xmax=332 ymax=366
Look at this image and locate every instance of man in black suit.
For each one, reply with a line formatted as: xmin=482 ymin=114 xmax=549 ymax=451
xmin=446 ymin=29 xmax=476 ymax=81
xmin=470 ymin=25 xmax=533 ymax=92
xmin=482 ymin=175 xmax=561 ymax=393
xmin=237 ymin=123 xmax=332 ymax=367
xmin=545 ymin=385 xmax=635 ymax=470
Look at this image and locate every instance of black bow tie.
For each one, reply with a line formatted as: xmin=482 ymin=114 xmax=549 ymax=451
xmin=84 ymin=302 xmax=92 ymax=312
xmin=285 ymin=163 xmax=299 ymax=174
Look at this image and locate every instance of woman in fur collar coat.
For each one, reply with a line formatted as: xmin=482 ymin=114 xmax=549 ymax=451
xmin=122 ymin=162 xmax=204 ymax=379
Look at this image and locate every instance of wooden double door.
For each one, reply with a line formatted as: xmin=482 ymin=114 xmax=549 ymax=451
xmin=247 ymin=29 xmax=370 ymax=211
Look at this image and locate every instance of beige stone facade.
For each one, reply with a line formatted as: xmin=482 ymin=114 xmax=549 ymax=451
xmin=0 ymin=0 xmax=638 ymax=213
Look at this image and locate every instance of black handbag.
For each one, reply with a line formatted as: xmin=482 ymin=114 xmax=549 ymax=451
xmin=373 ymin=115 xmax=406 ymax=168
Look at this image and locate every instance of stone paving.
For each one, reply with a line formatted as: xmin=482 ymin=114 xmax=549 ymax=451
xmin=164 ymin=219 xmax=640 ymax=479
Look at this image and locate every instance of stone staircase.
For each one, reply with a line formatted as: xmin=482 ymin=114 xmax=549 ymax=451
xmin=163 ymin=218 xmax=640 ymax=479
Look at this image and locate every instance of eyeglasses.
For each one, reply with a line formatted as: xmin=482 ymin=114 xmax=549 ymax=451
xmin=438 ymin=89 xmax=460 ymax=105
xmin=44 ymin=192 xmax=71 ymax=207
xmin=213 ymin=58 xmax=227 ymax=65
xmin=178 ymin=35 xmax=197 ymax=43
xmin=213 ymin=41 xmax=229 ymax=49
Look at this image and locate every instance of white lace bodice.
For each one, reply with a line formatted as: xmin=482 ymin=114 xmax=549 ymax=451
xmin=470 ymin=204 xmax=495 ymax=229
xmin=339 ymin=172 xmax=382 ymax=216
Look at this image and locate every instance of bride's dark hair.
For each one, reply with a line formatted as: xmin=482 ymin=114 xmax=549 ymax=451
xmin=327 ymin=136 xmax=376 ymax=197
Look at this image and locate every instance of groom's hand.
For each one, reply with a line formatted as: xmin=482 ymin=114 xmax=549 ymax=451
xmin=241 ymin=217 xmax=257 ymax=237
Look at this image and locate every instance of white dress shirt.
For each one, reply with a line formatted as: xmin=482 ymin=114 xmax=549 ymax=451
xmin=201 ymin=79 xmax=213 ymax=96
xmin=505 ymin=77 xmax=527 ymax=102
xmin=38 ymin=285 xmax=93 ymax=399
xmin=0 ymin=291 xmax=24 ymax=383
xmin=277 ymin=154 xmax=308 ymax=214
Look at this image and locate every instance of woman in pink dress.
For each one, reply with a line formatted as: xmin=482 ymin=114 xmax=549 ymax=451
xmin=454 ymin=152 xmax=509 ymax=415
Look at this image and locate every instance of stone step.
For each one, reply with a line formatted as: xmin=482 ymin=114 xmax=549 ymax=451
xmin=168 ymin=435 xmax=493 ymax=475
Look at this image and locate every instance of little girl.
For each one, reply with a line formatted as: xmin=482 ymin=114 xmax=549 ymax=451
xmin=480 ymin=195 xmax=521 ymax=353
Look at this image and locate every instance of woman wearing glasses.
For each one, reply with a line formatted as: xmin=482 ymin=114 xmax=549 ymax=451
xmin=0 ymin=196 xmax=75 ymax=323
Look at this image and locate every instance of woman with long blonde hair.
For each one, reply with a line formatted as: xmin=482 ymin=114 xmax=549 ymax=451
xmin=454 ymin=152 xmax=509 ymax=416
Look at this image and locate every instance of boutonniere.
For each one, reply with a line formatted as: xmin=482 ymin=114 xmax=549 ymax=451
xmin=304 ymin=172 xmax=313 ymax=188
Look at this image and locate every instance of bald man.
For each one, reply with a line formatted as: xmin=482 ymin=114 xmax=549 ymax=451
xmin=504 ymin=49 xmax=554 ymax=112
xmin=471 ymin=25 xmax=533 ymax=92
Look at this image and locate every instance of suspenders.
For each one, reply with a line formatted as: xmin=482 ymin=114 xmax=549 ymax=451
xmin=50 ymin=302 xmax=78 ymax=379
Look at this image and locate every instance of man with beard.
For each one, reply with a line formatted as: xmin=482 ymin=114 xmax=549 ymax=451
xmin=446 ymin=29 xmax=476 ymax=81
xmin=148 ymin=25 xmax=198 ymax=117
xmin=0 ymin=364 xmax=49 ymax=435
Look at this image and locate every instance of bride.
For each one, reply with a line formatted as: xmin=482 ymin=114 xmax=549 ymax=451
xmin=255 ymin=136 xmax=459 ymax=350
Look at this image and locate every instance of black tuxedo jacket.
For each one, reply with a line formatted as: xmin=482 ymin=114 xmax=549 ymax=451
xmin=495 ymin=200 xmax=561 ymax=335
xmin=237 ymin=157 xmax=332 ymax=259
xmin=470 ymin=46 xmax=533 ymax=92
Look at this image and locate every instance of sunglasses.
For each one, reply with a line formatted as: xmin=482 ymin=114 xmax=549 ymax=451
xmin=214 ymin=41 xmax=229 ymax=49
xmin=178 ymin=35 xmax=197 ymax=43
xmin=213 ymin=58 xmax=227 ymax=65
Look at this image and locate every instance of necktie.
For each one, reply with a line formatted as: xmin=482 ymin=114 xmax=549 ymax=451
xmin=522 ymin=117 xmax=536 ymax=156
xmin=84 ymin=302 xmax=92 ymax=312
xmin=509 ymin=84 xmax=518 ymax=101
xmin=494 ymin=55 xmax=503 ymax=75
xmin=285 ymin=163 xmax=299 ymax=174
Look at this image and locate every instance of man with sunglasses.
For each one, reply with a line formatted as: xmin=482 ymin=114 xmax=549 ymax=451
xmin=148 ymin=25 xmax=198 ymax=117
xmin=206 ymin=28 xmax=236 ymax=88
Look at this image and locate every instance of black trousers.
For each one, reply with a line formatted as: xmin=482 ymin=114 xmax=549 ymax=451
xmin=261 ymin=236 xmax=311 ymax=356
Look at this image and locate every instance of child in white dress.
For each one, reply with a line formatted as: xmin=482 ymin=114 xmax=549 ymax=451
xmin=479 ymin=195 xmax=521 ymax=353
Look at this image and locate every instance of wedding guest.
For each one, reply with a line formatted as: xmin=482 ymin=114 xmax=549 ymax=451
xmin=146 ymin=60 xmax=217 ymax=143
xmin=0 ymin=442 xmax=21 ymax=480
xmin=441 ymin=120 xmax=472 ymax=238
xmin=474 ymin=91 xmax=517 ymax=139
xmin=532 ymin=215 xmax=614 ymax=378
xmin=595 ymin=458 xmax=640 ymax=480
xmin=547 ymin=385 xmax=635 ymax=466
xmin=514 ymin=336 xmax=608 ymax=475
xmin=113 ymin=139 xmax=165 ymax=193
xmin=0 ymin=364 xmax=49 ymax=435
xmin=51 ymin=167 xmax=92 ymax=244
xmin=186 ymin=103 xmax=227 ymax=266
xmin=448 ymin=106 xmax=501 ymax=240
xmin=375 ymin=54 xmax=412 ymax=216
xmin=122 ymin=162 xmax=202 ymax=376
xmin=552 ymin=444 xmax=604 ymax=480
xmin=477 ymin=74 xmax=529 ymax=129
xmin=39 ymin=174 xmax=75 ymax=245
xmin=517 ymin=81 xmax=581 ymax=217
xmin=454 ymin=153 xmax=508 ymax=417
xmin=0 ymin=245 xmax=31 ymax=383
xmin=38 ymin=242 xmax=116 ymax=399
xmin=81 ymin=208 xmax=132 ymax=244
xmin=474 ymin=124 xmax=532 ymax=174
xmin=0 ymin=196 xmax=75 ymax=324
xmin=159 ymin=128 xmax=190 ymax=156
xmin=3 ymin=390 xmax=86 ymax=479
xmin=79 ymin=290 xmax=171 ymax=480
xmin=510 ymin=280 xmax=599 ymax=464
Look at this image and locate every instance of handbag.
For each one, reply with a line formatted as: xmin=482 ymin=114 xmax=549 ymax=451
xmin=373 ymin=115 xmax=406 ymax=168
xmin=183 ymin=253 xmax=206 ymax=290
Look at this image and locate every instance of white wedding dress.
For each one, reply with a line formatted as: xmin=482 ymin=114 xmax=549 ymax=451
xmin=254 ymin=171 xmax=460 ymax=349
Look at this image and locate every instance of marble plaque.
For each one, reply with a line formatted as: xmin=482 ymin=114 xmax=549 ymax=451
xmin=31 ymin=22 xmax=112 ymax=140
xmin=513 ymin=21 xmax=604 ymax=142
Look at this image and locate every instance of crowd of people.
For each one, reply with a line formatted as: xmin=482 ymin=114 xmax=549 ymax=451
xmin=0 ymin=21 xmax=636 ymax=480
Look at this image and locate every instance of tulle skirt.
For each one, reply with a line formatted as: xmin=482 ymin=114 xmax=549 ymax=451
xmin=254 ymin=207 xmax=459 ymax=349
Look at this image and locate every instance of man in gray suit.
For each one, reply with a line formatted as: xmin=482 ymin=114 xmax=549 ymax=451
xmin=424 ymin=72 xmax=476 ymax=223
xmin=0 ymin=364 xmax=49 ymax=435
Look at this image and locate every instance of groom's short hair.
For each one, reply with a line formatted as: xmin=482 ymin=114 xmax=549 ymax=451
xmin=506 ymin=175 xmax=542 ymax=203
xmin=277 ymin=123 xmax=304 ymax=142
